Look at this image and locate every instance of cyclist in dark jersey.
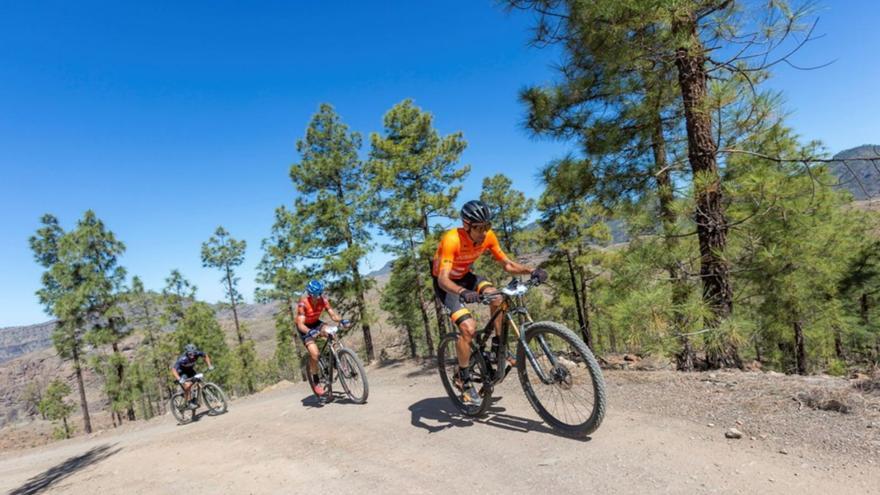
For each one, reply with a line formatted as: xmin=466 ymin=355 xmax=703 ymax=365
xmin=171 ymin=343 xmax=214 ymax=409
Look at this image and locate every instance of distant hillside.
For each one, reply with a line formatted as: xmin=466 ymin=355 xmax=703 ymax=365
xmin=0 ymin=321 xmax=56 ymax=364
xmin=365 ymin=260 xmax=393 ymax=279
xmin=831 ymin=145 xmax=880 ymax=200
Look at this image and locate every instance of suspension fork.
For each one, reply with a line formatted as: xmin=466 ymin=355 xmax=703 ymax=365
xmin=510 ymin=300 xmax=559 ymax=385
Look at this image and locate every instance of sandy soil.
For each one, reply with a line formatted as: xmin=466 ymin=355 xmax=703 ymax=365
xmin=1 ymin=362 xmax=878 ymax=495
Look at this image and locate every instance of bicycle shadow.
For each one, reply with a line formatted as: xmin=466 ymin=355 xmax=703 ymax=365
xmin=175 ymin=408 xmax=225 ymax=425
xmin=408 ymin=396 xmax=591 ymax=442
xmin=9 ymin=443 xmax=121 ymax=495
xmin=300 ymin=392 xmax=358 ymax=408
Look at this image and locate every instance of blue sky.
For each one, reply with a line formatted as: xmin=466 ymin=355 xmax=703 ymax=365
xmin=1 ymin=1 xmax=878 ymax=327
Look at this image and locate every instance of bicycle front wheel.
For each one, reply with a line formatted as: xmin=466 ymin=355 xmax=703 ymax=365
xmin=517 ymin=321 xmax=606 ymax=437
xmin=336 ymin=348 xmax=369 ymax=404
xmin=437 ymin=333 xmax=492 ymax=417
xmin=202 ymin=383 xmax=228 ymax=415
xmin=169 ymin=393 xmax=193 ymax=425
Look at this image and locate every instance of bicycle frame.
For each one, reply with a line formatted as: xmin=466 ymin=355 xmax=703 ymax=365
xmin=314 ymin=326 xmax=349 ymax=383
xmin=471 ymin=278 xmax=562 ymax=386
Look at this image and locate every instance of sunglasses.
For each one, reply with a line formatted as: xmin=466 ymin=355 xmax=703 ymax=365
xmin=468 ymin=223 xmax=491 ymax=233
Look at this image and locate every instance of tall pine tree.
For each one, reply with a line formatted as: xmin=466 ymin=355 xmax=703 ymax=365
xmin=290 ymin=104 xmax=377 ymax=362
xmin=368 ymin=99 xmax=470 ymax=353
xmin=201 ymin=226 xmax=255 ymax=393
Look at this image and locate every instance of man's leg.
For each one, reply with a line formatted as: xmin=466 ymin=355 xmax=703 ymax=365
xmin=182 ymin=380 xmax=192 ymax=402
xmin=306 ymin=340 xmax=320 ymax=376
xmin=455 ymin=316 xmax=477 ymax=368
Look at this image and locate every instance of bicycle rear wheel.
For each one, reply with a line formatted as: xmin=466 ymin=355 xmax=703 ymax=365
xmin=517 ymin=321 xmax=606 ymax=437
xmin=169 ymin=393 xmax=193 ymax=425
xmin=336 ymin=348 xmax=369 ymax=404
xmin=437 ymin=333 xmax=492 ymax=417
xmin=202 ymin=383 xmax=228 ymax=415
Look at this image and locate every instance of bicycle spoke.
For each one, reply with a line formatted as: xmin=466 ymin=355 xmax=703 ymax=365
xmin=522 ymin=326 xmax=598 ymax=428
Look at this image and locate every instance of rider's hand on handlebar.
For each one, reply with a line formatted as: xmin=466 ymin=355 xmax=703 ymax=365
xmin=178 ymin=377 xmax=186 ymax=385
xmin=530 ymin=268 xmax=548 ymax=284
xmin=460 ymin=290 xmax=480 ymax=304
xmin=340 ymin=319 xmax=351 ymax=328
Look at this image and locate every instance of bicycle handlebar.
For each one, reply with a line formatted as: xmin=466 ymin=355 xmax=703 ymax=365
xmin=460 ymin=277 xmax=541 ymax=305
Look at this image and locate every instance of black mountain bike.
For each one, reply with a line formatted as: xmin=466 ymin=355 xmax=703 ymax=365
xmin=437 ymin=277 xmax=607 ymax=437
xmin=170 ymin=372 xmax=228 ymax=425
xmin=305 ymin=323 xmax=369 ymax=404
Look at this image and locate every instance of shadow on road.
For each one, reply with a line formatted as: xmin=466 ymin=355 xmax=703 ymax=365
xmin=409 ymin=396 xmax=591 ymax=442
xmin=9 ymin=443 xmax=121 ymax=495
xmin=300 ymin=392 xmax=358 ymax=408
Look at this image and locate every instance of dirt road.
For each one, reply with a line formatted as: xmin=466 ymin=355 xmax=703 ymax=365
xmin=1 ymin=362 xmax=877 ymax=495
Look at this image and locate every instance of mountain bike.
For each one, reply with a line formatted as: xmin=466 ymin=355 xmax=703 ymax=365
xmin=170 ymin=372 xmax=228 ymax=425
xmin=437 ymin=277 xmax=606 ymax=437
xmin=305 ymin=323 xmax=369 ymax=404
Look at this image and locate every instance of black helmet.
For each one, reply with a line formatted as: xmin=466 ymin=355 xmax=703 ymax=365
xmin=461 ymin=200 xmax=494 ymax=224
xmin=184 ymin=343 xmax=198 ymax=355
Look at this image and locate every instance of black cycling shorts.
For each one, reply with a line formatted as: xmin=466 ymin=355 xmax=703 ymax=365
xmin=432 ymin=272 xmax=494 ymax=325
xmin=177 ymin=369 xmax=198 ymax=382
xmin=299 ymin=320 xmax=325 ymax=344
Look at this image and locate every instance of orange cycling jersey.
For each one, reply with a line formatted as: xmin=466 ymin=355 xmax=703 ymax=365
xmin=432 ymin=228 xmax=509 ymax=279
xmin=296 ymin=295 xmax=331 ymax=325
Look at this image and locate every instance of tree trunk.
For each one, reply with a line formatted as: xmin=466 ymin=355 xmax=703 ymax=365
xmin=860 ymin=293 xmax=870 ymax=326
xmin=225 ymin=267 xmax=253 ymax=393
xmin=793 ymin=317 xmax=807 ymax=375
xmin=62 ymin=416 xmax=70 ymax=439
xmin=651 ymin=97 xmax=695 ymax=371
xmin=563 ymin=251 xmax=588 ymax=344
xmin=72 ymin=343 xmax=92 ymax=434
xmin=575 ymin=252 xmax=594 ymax=350
xmin=421 ymin=215 xmax=447 ymax=341
xmin=754 ymin=337 xmax=763 ymax=364
xmin=142 ymin=301 xmax=168 ymax=413
xmin=414 ymin=268 xmax=435 ymax=357
xmin=110 ymin=340 xmax=136 ymax=421
xmin=834 ymin=326 xmax=845 ymax=361
xmin=286 ymin=296 xmax=305 ymax=381
xmin=405 ymin=238 xmax=434 ymax=357
xmin=499 ymin=207 xmax=516 ymax=256
xmin=673 ymin=14 xmax=739 ymax=369
xmin=608 ymin=323 xmax=618 ymax=353
xmin=405 ymin=323 xmax=418 ymax=359
xmin=351 ymin=266 xmax=375 ymax=363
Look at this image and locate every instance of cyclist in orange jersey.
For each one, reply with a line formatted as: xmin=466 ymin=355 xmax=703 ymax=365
xmin=296 ymin=279 xmax=346 ymax=397
xmin=432 ymin=200 xmax=547 ymax=406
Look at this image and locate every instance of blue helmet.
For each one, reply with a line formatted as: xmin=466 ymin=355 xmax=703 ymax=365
xmin=306 ymin=279 xmax=324 ymax=296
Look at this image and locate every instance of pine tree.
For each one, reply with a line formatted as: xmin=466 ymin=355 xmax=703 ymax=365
xmin=839 ymin=240 xmax=880 ymax=364
xmin=537 ymin=158 xmax=612 ymax=349
xmin=289 ymin=104 xmax=377 ymax=362
xmin=505 ymin=0 xmax=821 ymax=367
xmin=479 ymin=174 xmax=535 ymax=256
xmin=368 ymin=99 xmax=470 ymax=353
xmin=29 ymin=211 xmax=127 ymax=432
xmin=128 ymin=276 xmax=170 ymax=413
xmin=380 ymin=253 xmax=425 ymax=358
xmin=201 ymin=226 xmax=254 ymax=393
xmin=256 ymin=206 xmax=310 ymax=381
xmin=727 ymin=126 xmax=868 ymax=374
xmin=30 ymin=214 xmax=93 ymax=433
xmin=174 ymin=302 xmax=232 ymax=389
xmin=162 ymin=269 xmax=197 ymax=325
xmin=38 ymin=379 xmax=76 ymax=439
xmin=64 ymin=212 xmax=131 ymax=423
